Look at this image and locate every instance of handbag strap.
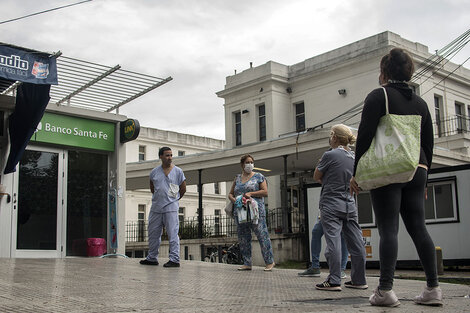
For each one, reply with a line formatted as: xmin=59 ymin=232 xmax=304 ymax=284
xmin=381 ymin=86 xmax=389 ymax=115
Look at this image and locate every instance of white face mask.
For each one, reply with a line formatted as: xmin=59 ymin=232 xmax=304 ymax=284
xmin=244 ymin=163 xmax=254 ymax=173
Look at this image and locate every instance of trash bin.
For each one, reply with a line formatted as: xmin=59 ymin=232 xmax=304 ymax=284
xmin=86 ymin=238 xmax=106 ymax=257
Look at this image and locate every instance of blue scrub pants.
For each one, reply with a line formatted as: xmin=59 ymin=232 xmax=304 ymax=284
xmin=146 ymin=210 xmax=180 ymax=263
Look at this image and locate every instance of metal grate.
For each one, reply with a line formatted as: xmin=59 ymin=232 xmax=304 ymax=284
xmin=0 ymin=44 xmax=172 ymax=113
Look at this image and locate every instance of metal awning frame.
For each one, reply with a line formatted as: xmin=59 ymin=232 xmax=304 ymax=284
xmin=0 ymin=44 xmax=172 ymax=113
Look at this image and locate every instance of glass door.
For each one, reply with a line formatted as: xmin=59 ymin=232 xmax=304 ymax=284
xmin=12 ymin=147 xmax=64 ymax=258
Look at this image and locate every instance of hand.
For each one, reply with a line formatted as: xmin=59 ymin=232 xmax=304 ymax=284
xmin=350 ymin=177 xmax=361 ymax=196
xmin=244 ymin=192 xmax=252 ymax=198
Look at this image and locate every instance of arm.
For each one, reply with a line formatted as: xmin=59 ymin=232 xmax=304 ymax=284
xmin=149 ymin=180 xmax=154 ymax=194
xmin=178 ymin=180 xmax=186 ymax=200
xmin=313 ymin=168 xmax=323 ymax=183
xmin=228 ymin=179 xmax=236 ymax=203
xmin=245 ymin=179 xmax=268 ymax=198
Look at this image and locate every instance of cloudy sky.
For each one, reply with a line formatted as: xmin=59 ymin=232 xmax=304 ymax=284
xmin=1 ymin=0 xmax=469 ymax=140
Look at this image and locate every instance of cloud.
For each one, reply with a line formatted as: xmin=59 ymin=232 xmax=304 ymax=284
xmin=1 ymin=0 xmax=469 ymax=141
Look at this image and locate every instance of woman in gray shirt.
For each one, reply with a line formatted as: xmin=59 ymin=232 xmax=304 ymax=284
xmin=314 ymin=124 xmax=367 ymax=291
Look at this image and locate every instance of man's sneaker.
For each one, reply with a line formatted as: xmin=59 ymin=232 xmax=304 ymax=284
xmin=369 ymin=287 xmax=400 ymax=307
xmin=340 ymin=270 xmax=347 ymax=279
xmin=344 ymin=281 xmax=368 ymax=289
xmin=163 ymin=260 xmax=180 ymax=268
xmin=298 ymin=267 xmax=321 ymax=277
xmin=315 ymin=281 xmax=341 ymax=291
xmin=139 ymin=259 xmax=159 ymax=266
xmin=414 ymin=286 xmax=443 ymax=306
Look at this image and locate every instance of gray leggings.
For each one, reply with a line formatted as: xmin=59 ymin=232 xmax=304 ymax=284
xmin=370 ymin=167 xmax=438 ymax=290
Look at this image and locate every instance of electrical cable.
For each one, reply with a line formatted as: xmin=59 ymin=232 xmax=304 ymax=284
xmin=0 ymin=0 xmax=92 ymax=25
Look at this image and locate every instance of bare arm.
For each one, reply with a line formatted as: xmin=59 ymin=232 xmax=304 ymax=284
xmin=313 ymin=168 xmax=323 ymax=183
xmin=179 ymin=180 xmax=186 ymax=200
xmin=245 ymin=179 xmax=268 ymax=198
xmin=228 ymin=179 xmax=236 ymax=203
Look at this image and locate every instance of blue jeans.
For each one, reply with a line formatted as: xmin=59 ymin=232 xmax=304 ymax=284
xmin=310 ymin=216 xmax=348 ymax=270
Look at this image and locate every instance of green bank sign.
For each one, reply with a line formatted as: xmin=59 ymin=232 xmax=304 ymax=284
xmin=30 ymin=112 xmax=115 ymax=151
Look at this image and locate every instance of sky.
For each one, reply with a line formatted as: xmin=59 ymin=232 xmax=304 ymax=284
xmin=1 ymin=0 xmax=469 ymax=140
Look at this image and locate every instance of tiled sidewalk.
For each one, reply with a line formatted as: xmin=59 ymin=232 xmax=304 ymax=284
xmin=0 ymin=258 xmax=468 ymax=312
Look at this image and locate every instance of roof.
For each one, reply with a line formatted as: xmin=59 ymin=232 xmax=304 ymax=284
xmin=0 ymin=43 xmax=172 ymax=113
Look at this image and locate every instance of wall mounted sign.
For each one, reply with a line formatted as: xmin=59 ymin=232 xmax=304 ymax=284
xmin=120 ymin=119 xmax=140 ymax=143
xmin=30 ymin=112 xmax=115 ymax=151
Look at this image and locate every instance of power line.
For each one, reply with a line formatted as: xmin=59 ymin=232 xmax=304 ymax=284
xmin=0 ymin=0 xmax=92 ymax=25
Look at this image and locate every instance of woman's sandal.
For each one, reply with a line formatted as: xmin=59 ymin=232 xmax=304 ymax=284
xmin=237 ymin=265 xmax=252 ymax=271
xmin=264 ymin=263 xmax=275 ymax=271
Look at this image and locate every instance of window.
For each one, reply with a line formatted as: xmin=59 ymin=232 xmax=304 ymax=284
xmin=214 ymin=209 xmax=221 ymax=236
xmin=214 ymin=182 xmax=220 ymax=194
xmin=455 ymin=102 xmax=466 ymax=133
xmin=425 ymin=179 xmax=458 ymax=223
xmin=137 ymin=204 xmax=146 ymax=242
xmin=258 ymin=104 xmax=266 ymax=141
xmin=234 ymin=111 xmax=241 ymax=146
xmin=138 ymin=145 xmax=146 ymax=161
xmin=178 ymin=207 xmax=185 ymax=224
xmin=178 ymin=150 xmax=185 ymax=157
xmin=434 ymin=95 xmax=443 ymax=137
xmin=357 ymin=192 xmax=375 ymax=227
xmin=295 ymin=102 xmax=305 ymax=132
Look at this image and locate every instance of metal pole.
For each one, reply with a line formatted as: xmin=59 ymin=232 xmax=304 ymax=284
xmin=198 ymin=169 xmax=203 ymax=239
xmin=282 ymin=155 xmax=289 ymax=233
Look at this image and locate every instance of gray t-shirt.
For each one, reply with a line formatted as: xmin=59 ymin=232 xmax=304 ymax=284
xmin=316 ymin=147 xmax=356 ymax=214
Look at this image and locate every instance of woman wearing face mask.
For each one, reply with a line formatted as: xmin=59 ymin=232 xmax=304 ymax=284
xmin=228 ymin=154 xmax=275 ymax=271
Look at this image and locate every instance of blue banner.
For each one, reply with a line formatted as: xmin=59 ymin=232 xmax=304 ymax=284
xmin=0 ymin=44 xmax=58 ymax=85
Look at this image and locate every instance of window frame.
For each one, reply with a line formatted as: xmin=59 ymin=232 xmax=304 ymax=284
xmin=295 ymin=102 xmax=305 ymax=132
xmin=258 ymin=104 xmax=266 ymax=142
xmin=138 ymin=145 xmax=146 ymax=161
xmin=424 ymin=177 xmax=459 ymax=224
xmin=357 ymin=191 xmax=376 ymax=228
xmin=234 ymin=111 xmax=242 ymax=146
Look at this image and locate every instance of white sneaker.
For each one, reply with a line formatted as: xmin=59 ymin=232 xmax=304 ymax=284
xmin=369 ymin=287 xmax=400 ymax=307
xmin=414 ymin=286 xmax=443 ymax=306
xmin=340 ymin=270 xmax=347 ymax=279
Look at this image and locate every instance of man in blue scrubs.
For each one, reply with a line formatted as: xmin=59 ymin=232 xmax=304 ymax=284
xmin=140 ymin=147 xmax=186 ymax=267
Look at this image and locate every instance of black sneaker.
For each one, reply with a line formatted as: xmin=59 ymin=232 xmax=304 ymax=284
xmin=315 ymin=280 xmax=341 ymax=291
xmin=140 ymin=259 xmax=159 ymax=266
xmin=163 ymin=260 xmax=180 ymax=268
xmin=344 ymin=281 xmax=368 ymax=289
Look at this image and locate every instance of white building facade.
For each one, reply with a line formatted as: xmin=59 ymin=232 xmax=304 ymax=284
xmin=125 ymin=127 xmax=227 ymax=227
xmin=217 ymin=31 xmax=470 ymax=209
xmin=216 ymin=31 xmax=470 ymax=264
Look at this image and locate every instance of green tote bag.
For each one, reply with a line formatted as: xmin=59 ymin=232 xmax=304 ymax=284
xmin=355 ymin=87 xmax=421 ymax=191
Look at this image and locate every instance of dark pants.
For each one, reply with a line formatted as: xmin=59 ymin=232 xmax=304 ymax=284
xmin=370 ymin=167 xmax=438 ymax=290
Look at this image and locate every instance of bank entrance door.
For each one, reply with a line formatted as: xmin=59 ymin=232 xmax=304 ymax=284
xmin=12 ymin=147 xmax=65 ymax=258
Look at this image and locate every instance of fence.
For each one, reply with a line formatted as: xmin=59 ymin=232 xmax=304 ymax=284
xmin=126 ymin=207 xmax=304 ymax=242
xmin=434 ymin=115 xmax=470 ymax=137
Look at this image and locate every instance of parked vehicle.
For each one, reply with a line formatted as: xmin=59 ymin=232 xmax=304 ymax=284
xmin=221 ymin=242 xmax=242 ymax=265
